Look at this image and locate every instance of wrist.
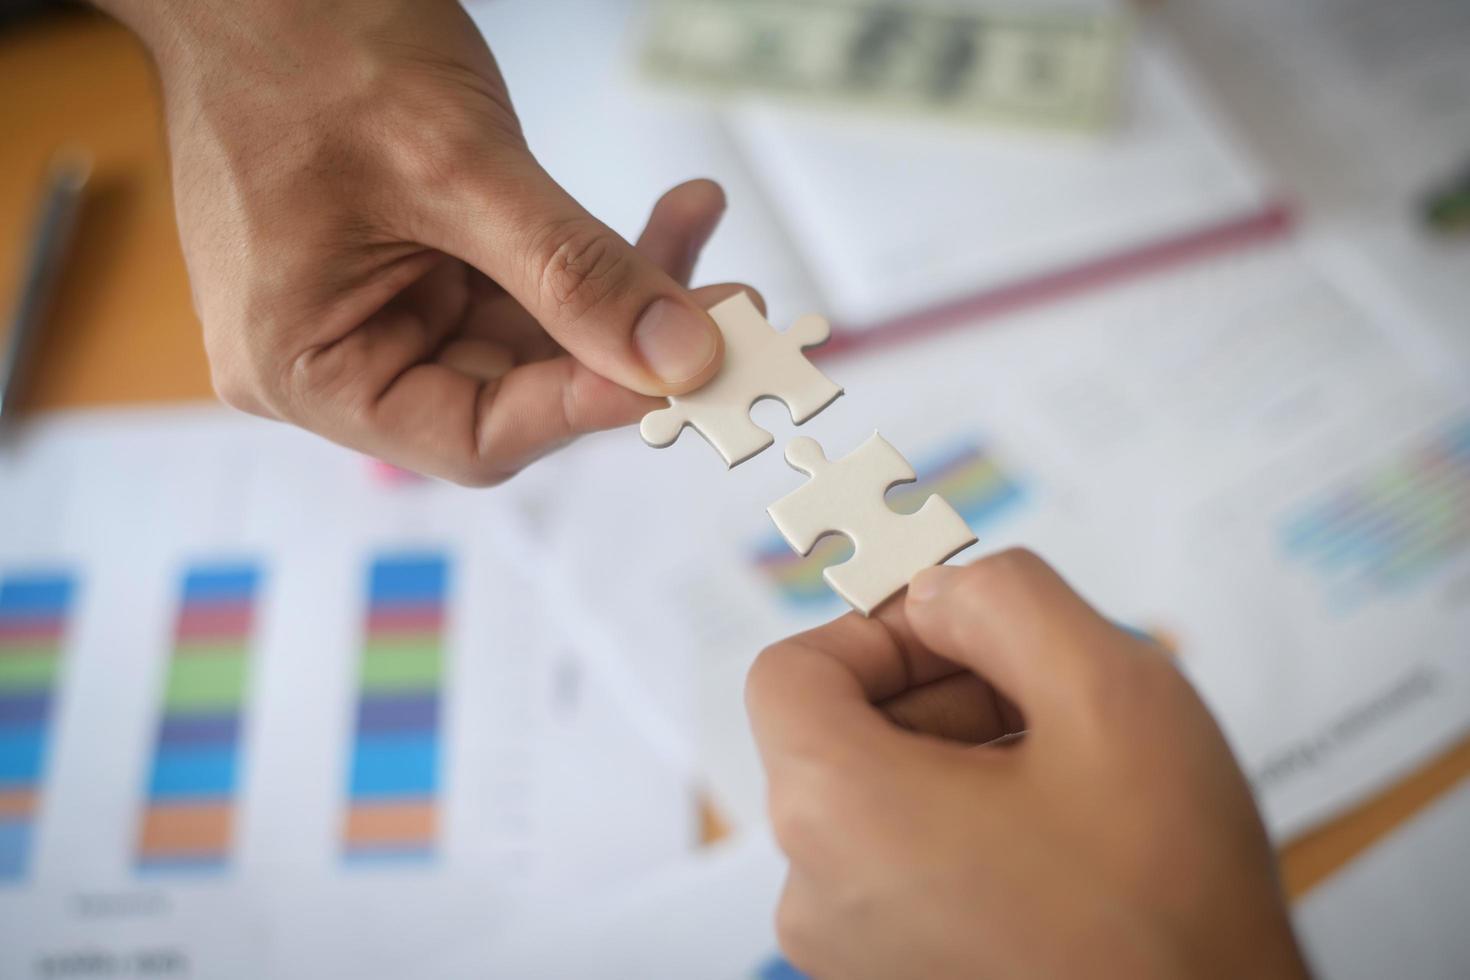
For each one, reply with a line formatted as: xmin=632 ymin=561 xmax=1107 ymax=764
xmin=92 ymin=0 xmax=462 ymax=83
xmin=91 ymin=0 xmax=222 ymax=65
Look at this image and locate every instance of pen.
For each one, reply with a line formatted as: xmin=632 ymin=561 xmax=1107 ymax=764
xmin=0 ymin=154 xmax=91 ymax=432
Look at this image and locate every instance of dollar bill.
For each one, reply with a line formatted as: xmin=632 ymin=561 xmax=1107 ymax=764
xmin=642 ymin=0 xmax=1128 ymax=130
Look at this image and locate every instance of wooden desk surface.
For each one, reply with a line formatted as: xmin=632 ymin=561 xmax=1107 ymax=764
xmin=3 ymin=11 xmax=1468 ymax=901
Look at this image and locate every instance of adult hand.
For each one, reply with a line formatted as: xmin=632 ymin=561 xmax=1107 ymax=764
xmin=100 ymin=0 xmax=730 ymax=484
xmin=747 ymin=551 xmax=1309 ymax=980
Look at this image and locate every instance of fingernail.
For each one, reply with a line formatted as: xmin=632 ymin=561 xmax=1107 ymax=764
xmin=634 ymin=299 xmax=720 ymax=386
xmin=908 ymin=565 xmax=958 ymax=603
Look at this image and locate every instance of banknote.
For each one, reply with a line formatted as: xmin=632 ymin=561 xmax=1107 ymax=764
xmin=642 ymin=0 xmax=1127 ymax=129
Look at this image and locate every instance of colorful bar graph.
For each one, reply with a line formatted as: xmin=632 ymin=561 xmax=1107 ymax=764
xmin=753 ymin=439 xmax=1027 ymax=608
xmin=0 ymin=572 xmax=76 ymax=882
xmin=136 ymin=564 xmax=261 ymax=873
xmin=342 ymin=554 xmax=448 ymax=863
xmin=1280 ymin=416 xmax=1470 ymax=609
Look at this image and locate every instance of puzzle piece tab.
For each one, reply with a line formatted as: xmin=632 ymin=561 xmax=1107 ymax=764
xmin=766 ymin=433 xmax=977 ymax=615
xmin=640 ymin=292 xmax=842 ymax=467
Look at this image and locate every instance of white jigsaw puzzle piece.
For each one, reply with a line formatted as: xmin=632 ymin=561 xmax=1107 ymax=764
xmin=767 ymin=432 xmax=978 ymax=615
xmin=639 ymin=292 xmax=843 ymax=467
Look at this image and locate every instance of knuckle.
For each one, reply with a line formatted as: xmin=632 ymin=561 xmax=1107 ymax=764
xmin=766 ymin=753 xmax=868 ymax=862
xmin=774 ymin=891 xmax=820 ymax=969
xmin=463 ymin=444 xmax=523 ymax=491
xmin=767 ymin=780 xmax=830 ymax=861
xmin=531 ymin=218 xmax=633 ymax=319
xmin=393 ymin=126 xmax=485 ymax=198
xmin=1073 ymin=655 xmax=1129 ymax=720
xmin=448 ymin=460 xmax=514 ymax=490
xmin=968 ymin=547 xmax=1048 ymax=593
xmin=1123 ymin=644 xmax=1190 ymax=703
xmin=209 ymin=362 xmax=253 ymax=412
xmin=1076 ymin=632 xmax=1176 ymax=722
xmin=378 ymin=102 xmax=503 ymax=203
xmin=942 ymin=548 xmax=1051 ymax=630
xmin=207 ymin=349 xmax=266 ymax=415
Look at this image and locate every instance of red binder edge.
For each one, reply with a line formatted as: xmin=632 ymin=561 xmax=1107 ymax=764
xmin=817 ymin=199 xmax=1296 ymax=361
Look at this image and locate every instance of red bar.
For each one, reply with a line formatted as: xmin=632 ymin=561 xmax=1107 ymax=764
xmin=0 ymin=616 xmax=64 ymax=645
xmin=818 ymin=201 xmax=1295 ymax=361
xmin=174 ymin=602 xmax=255 ymax=643
xmin=366 ymin=606 xmax=444 ymax=636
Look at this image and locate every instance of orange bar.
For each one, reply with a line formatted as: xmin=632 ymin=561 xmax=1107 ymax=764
xmin=137 ymin=801 xmax=232 ymax=857
xmin=343 ymin=800 xmax=435 ymax=846
xmin=0 ymin=787 xmax=36 ymax=818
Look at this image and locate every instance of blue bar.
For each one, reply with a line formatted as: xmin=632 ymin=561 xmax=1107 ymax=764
xmin=0 ymin=817 xmax=32 ymax=880
xmin=146 ymin=745 xmax=237 ymax=799
xmin=348 ymin=733 xmax=438 ymax=798
xmin=342 ymin=844 xmax=434 ymax=865
xmin=0 ymin=575 xmax=74 ymax=617
xmin=136 ymin=855 xmax=228 ymax=875
xmin=0 ymin=692 xmax=50 ymax=727
xmin=368 ymin=556 xmax=448 ymax=608
xmin=155 ymin=712 xmax=239 ymax=749
xmin=0 ymin=728 xmax=44 ymax=782
xmin=355 ymin=693 xmax=439 ymax=735
xmin=181 ymin=566 xmax=259 ymax=605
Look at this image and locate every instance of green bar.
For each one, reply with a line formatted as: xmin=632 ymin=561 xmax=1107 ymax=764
xmin=164 ymin=653 xmax=248 ymax=710
xmin=173 ymin=641 xmax=249 ymax=659
xmin=0 ymin=642 xmax=57 ymax=659
xmin=360 ymin=639 xmax=441 ymax=693
xmin=0 ymin=651 xmax=58 ymax=690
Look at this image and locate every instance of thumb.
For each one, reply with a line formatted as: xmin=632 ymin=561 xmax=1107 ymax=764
xmin=429 ymin=151 xmax=724 ymax=396
xmin=905 ymin=550 xmax=1134 ymax=727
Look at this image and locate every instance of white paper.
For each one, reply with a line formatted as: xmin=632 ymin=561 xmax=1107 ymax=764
xmin=480 ymin=832 xmax=791 ymax=980
xmin=469 ymin=1 xmax=1272 ymax=333
xmin=517 ymin=239 xmax=1470 ymax=838
xmin=724 ymin=29 xmax=1268 ymax=326
xmin=0 ymin=409 xmax=696 ymax=979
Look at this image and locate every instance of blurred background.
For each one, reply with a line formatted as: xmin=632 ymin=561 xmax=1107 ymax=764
xmin=0 ymin=0 xmax=1467 ymax=977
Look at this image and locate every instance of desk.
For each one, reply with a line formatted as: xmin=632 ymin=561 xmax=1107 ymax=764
xmin=2 ymin=10 xmax=1467 ymax=901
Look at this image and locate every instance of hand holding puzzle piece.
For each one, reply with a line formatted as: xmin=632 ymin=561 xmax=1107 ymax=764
xmin=639 ymin=291 xmax=842 ymax=467
xmin=768 ymin=434 xmax=976 ymax=615
xmin=640 ymin=291 xmax=975 ymax=614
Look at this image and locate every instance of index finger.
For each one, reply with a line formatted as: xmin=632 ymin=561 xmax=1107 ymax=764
xmin=288 ymin=285 xmax=741 ymax=487
xmin=277 ymin=182 xmax=735 ymax=485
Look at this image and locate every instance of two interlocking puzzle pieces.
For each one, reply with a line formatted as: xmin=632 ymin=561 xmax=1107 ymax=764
xmin=640 ymin=291 xmax=976 ymax=615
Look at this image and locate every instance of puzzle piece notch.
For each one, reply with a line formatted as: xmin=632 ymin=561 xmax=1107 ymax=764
xmin=767 ymin=433 xmax=977 ymax=616
xmin=639 ymin=292 xmax=843 ymax=468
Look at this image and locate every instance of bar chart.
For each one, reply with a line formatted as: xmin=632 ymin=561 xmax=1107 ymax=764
xmin=1280 ymin=416 xmax=1470 ymax=609
xmin=341 ymin=553 xmax=449 ymax=864
xmin=0 ymin=572 xmax=76 ymax=882
xmin=135 ymin=564 xmax=262 ymax=873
